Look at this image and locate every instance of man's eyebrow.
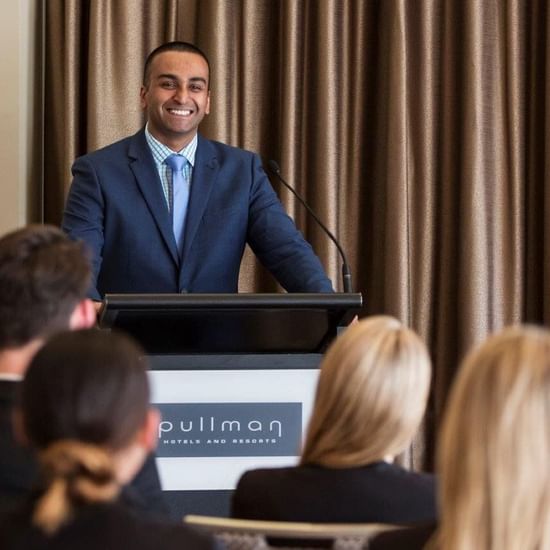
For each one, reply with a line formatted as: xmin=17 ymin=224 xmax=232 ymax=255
xmin=156 ymin=73 xmax=179 ymax=81
xmin=156 ymin=74 xmax=207 ymax=85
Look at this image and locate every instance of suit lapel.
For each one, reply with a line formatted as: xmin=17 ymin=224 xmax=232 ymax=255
xmin=181 ymin=135 xmax=219 ymax=263
xmin=128 ymin=130 xmax=180 ymax=266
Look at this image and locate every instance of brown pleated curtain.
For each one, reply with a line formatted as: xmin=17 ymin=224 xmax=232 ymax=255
xmin=43 ymin=0 xmax=550 ymax=470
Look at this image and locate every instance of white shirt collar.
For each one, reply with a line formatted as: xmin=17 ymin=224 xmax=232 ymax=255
xmin=0 ymin=372 xmax=23 ymax=382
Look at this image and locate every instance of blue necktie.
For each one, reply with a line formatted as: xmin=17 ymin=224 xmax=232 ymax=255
xmin=165 ymin=154 xmax=190 ymax=255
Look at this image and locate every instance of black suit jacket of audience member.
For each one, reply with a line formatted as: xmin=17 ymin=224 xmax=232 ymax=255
xmin=0 ymin=499 xmax=218 ymax=550
xmin=369 ymin=523 xmax=436 ymax=549
xmin=0 ymin=380 xmax=37 ymax=516
xmin=232 ymin=461 xmax=437 ymax=524
xmin=0 ymin=380 xmax=168 ymax=519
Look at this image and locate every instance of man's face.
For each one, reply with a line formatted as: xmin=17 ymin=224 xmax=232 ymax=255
xmin=140 ymin=50 xmax=211 ymax=151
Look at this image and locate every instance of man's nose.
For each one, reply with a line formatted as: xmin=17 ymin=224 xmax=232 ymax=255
xmin=173 ymin=86 xmax=188 ymax=103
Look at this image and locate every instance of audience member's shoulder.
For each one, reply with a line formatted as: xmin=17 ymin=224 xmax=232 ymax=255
xmin=373 ymin=462 xmax=436 ymax=504
xmin=235 ymin=466 xmax=294 ymax=490
xmin=0 ymin=502 xmax=218 ymax=550
xmin=380 ymin=461 xmax=435 ymax=483
xmin=232 ymin=466 xmax=296 ymax=517
xmin=148 ymin=520 xmax=217 ymax=550
xmin=369 ymin=523 xmax=436 ymax=550
xmin=0 ymin=500 xmax=37 ymax=548
xmin=108 ymin=503 xmax=218 ymax=549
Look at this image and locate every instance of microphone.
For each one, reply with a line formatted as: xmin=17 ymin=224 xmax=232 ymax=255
xmin=267 ymin=160 xmax=353 ymax=293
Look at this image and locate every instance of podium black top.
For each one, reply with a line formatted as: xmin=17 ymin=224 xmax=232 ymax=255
xmin=99 ymin=293 xmax=362 ymax=354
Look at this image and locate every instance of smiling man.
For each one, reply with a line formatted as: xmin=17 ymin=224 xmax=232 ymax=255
xmin=141 ymin=47 xmax=210 ymax=151
xmin=62 ymin=42 xmax=332 ymax=301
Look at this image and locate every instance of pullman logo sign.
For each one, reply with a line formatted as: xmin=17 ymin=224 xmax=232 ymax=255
xmin=155 ymin=402 xmax=302 ymax=457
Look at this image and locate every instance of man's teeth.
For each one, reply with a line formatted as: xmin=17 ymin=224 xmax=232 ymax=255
xmin=168 ymin=108 xmax=192 ymax=116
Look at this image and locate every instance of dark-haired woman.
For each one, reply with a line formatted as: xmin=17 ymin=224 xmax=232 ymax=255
xmin=0 ymin=329 xmax=215 ymax=550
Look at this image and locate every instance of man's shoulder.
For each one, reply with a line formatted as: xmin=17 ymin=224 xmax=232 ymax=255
xmin=75 ymin=129 xmax=145 ymax=165
xmin=198 ymin=135 xmax=258 ymax=163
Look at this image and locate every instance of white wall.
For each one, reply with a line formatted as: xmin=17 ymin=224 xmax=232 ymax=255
xmin=0 ymin=0 xmax=41 ymax=234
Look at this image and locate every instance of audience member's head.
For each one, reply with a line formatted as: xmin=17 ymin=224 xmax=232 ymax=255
xmin=0 ymin=225 xmax=93 ymax=352
xmin=301 ymin=315 xmax=431 ymax=467
xmin=436 ymin=325 xmax=550 ymax=550
xmin=17 ymin=329 xmax=159 ymax=534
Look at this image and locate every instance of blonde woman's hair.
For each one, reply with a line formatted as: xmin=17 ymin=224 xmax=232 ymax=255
xmin=300 ymin=315 xmax=431 ymax=467
xmin=434 ymin=325 xmax=550 ymax=550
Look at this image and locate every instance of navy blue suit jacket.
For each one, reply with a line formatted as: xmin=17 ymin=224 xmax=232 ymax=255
xmin=62 ymin=130 xmax=332 ymax=299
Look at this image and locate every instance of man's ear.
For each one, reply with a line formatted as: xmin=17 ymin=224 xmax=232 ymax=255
xmin=140 ymin=85 xmax=148 ymax=109
xmin=137 ymin=407 xmax=161 ymax=452
xmin=69 ymin=299 xmax=97 ymax=330
xmin=12 ymin=409 xmax=30 ymax=448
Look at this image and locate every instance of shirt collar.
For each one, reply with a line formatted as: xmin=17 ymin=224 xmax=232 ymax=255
xmin=144 ymin=124 xmax=198 ymax=167
xmin=0 ymin=372 xmax=22 ymax=382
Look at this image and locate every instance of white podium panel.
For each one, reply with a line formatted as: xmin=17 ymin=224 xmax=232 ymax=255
xmin=148 ymin=369 xmax=319 ymax=492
